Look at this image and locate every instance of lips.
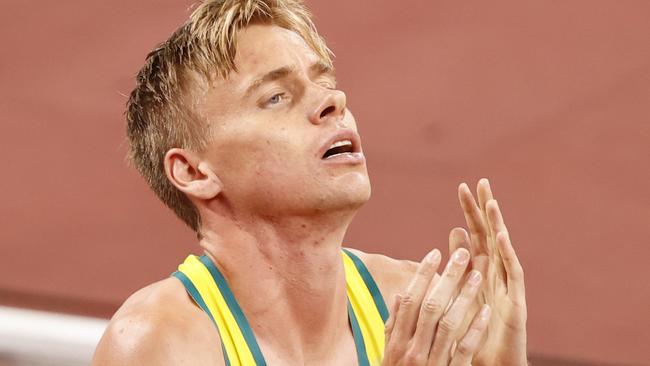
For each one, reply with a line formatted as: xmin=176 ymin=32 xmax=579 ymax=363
xmin=318 ymin=129 xmax=362 ymax=160
xmin=323 ymin=139 xmax=353 ymax=158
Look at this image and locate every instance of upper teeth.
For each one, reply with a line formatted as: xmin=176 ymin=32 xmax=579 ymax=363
xmin=329 ymin=140 xmax=352 ymax=149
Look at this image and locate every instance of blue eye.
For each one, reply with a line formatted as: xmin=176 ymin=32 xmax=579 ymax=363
xmin=268 ymin=93 xmax=284 ymax=104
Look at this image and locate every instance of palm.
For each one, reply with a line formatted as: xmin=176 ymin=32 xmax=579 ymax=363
xmin=474 ymin=245 xmax=526 ymax=365
xmin=453 ymin=179 xmax=528 ymax=366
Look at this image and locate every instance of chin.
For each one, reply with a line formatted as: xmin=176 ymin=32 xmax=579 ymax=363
xmin=328 ymin=173 xmax=372 ymax=210
xmin=251 ymin=171 xmax=371 ymax=215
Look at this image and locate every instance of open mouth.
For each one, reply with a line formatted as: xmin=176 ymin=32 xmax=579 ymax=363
xmin=322 ymin=139 xmax=355 ymax=159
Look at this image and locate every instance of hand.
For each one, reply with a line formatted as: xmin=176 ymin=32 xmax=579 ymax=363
xmin=383 ymin=247 xmax=492 ymax=366
xmin=453 ymin=179 xmax=528 ymax=365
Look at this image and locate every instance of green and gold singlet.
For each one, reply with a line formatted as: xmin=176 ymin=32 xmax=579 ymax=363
xmin=171 ymin=248 xmax=389 ymax=366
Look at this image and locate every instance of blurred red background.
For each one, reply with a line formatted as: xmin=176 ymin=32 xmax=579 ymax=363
xmin=0 ymin=0 xmax=648 ymax=364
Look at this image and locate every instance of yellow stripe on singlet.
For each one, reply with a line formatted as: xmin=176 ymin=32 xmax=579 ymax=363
xmin=342 ymin=249 xmax=388 ymax=366
xmin=173 ymin=250 xmax=388 ymax=366
xmin=177 ymin=255 xmax=257 ymax=366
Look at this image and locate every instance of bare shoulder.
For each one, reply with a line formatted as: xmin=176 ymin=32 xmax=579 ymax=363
xmin=92 ymin=277 xmax=224 ymax=366
xmin=345 ymin=247 xmax=419 ymax=305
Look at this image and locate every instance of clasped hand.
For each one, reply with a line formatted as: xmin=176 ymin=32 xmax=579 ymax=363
xmin=383 ymin=247 xmax=490 ymax=366
xmin=382 ymin=180 xmax=527 ymax=366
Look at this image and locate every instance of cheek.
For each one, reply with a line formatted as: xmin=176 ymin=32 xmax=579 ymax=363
xmin=226 ymin=143 xmax=323 ymax=210
xmin=251 ymin=142 xmax=315 ymax=185
xmin=216 ymin=133 xmax=314 ymax=190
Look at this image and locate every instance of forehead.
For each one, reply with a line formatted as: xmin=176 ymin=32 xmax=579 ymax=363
xmin=232 ymin=23 xmax=321 ymax=82
xmin=198 ymin=24 xmax=327 ymax=122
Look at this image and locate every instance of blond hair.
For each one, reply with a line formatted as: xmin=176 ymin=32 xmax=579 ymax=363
xmin=126 ymin=0 xmax=333 ymax=233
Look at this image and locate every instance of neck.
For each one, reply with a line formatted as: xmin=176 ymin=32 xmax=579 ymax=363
xmin=198 ymin=206 xmax=357 ymax=362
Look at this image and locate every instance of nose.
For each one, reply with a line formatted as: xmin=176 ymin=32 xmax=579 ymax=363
xmin=308 ymin=89 xmax=347 ymax=125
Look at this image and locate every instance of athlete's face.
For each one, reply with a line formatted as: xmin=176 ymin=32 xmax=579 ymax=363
xmin=198 ymin=24 xmax=370 ymax=217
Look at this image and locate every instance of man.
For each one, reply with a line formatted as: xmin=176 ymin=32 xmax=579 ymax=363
xmin=93 ymin=0 xmax=527 ymax=365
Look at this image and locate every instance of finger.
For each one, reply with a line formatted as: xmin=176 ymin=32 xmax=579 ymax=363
xmin=486 ymin=199 xmax=508 ymax=279
xmin=448 ymin=227 xmax=471 ymax=260
xmin=384 ymin=295 xmax=401 ymax=364
xmin=448 ymin=228 xmax=480 ymax=304
xmin=450 ymin=227 xmax=487 ymax=278
xmin=458 ymin=183 xmax=490 ymax=256
xmin=428 ymin=270 xmax=483 ymax=366
xmin=486 ymin=199 xmax=508 ymax=240
xmin=389 ymin=249 xmax=442 ymax=348
xmin=408 ymin=248 xmax=471 ymax=358
xmin=449 ymin=304 xmax=491 ymax=366
xmin=496 ymin=231 xmax=526 ymax=301
xmin=383 ymin=294 xmax=401 ymax=349
xmin=477 ymin=179 xmax=496 ymax=253
xmin=476 ymin=178 xmax=494 ymax=221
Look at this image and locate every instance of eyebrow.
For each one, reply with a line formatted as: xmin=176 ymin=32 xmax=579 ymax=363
xmin=311 ymin=60 xmax=335 ymax=78
xmin=244 ymin=60 xmax=336 ymax=96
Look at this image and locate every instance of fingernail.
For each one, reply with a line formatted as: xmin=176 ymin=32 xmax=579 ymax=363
xmin=453 ymin=248 xmax=469 ymax=264
xmin=424 ymin=249 xmax=440 ymax=264
xmin=452 ymin=228 xmax=468 ymax=243
xmin=468 ymin=270 xmax=482 ymax=285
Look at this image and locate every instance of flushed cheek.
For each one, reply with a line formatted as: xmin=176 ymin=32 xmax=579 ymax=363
xmin=218 ymin=141 xmax=310 ymax=184
xmin=235 ymin=159 xmax=324 ymax=213
xmin=252 ymin=154 xmax=316 ymax=187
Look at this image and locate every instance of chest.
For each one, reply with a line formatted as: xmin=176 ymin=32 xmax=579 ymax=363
xmin=173 ymin=250 xmax=388 ymax=366
xmin=254 ymin=328 xmax=360 ymax=366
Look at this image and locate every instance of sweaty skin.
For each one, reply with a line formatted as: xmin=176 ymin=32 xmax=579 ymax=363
xmin=93 ymin=23 xmax=526 ymax=365
xmin=93 ymin=23 xmax=404 ymax=366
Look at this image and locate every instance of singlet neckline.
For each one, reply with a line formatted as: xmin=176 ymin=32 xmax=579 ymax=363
xmin=172 ymin=249 xmax=388 ymax=366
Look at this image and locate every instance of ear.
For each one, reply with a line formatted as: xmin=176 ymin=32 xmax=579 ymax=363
xmin=163 ymin=148 xmax=222 ymax=200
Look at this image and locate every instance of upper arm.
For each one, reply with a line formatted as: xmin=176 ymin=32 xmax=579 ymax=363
xmin=92 ymin=310 xmax=225 ymax=366
xmin=92 ymin=280 xmax=225 ymax=366
xmin=92 ymin=314 xmax=171 ymax=365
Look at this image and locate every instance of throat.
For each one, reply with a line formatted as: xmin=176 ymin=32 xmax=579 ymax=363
xmin=253 ymin=255 xmax=350 ymax=339
xmin=196 ymin=212 xmax=362 ymax=363
xmin=244 ymin=259 xmax=352 ymax=364
xmin=203 ymin=240 xmax=351 ymax=355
